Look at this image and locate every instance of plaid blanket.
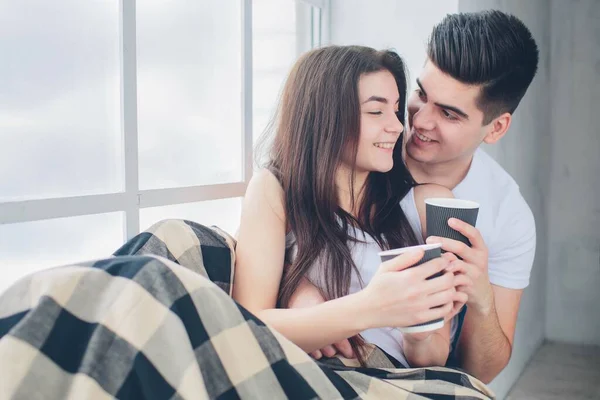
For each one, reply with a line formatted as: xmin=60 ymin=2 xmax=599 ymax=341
xmin=0 ymin=219 xmax=494 ymax=399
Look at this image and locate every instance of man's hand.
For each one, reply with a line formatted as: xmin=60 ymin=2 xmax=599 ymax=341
xmin=439 ymin=252 xmax=471 ymax=321
xmin=288 ymin=277 xmax=354 ymax=359
xmin=426 ymin=218 xmax=494 ymax=315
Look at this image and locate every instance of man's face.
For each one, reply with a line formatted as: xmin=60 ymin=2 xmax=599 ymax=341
xmin=406 ymin=60 xmax=489 ymax=166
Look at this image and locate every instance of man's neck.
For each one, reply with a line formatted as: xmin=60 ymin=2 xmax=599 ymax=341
xmin=406 ymin=153 xmax=474 ymax=190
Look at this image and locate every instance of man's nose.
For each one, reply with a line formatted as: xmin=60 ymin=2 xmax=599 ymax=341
xmin=411 ymin=105 xmax=435 ymax=131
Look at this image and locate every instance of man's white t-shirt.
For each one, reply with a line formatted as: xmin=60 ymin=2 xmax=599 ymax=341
xmin=360 ymin=148 xmax=537 ymax=365
xmin=402 ymin=148 xmax=537 ymax=289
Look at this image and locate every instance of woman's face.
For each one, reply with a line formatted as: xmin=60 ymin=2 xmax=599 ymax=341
xmin=341 ymin=70 xmax=404 ymax=176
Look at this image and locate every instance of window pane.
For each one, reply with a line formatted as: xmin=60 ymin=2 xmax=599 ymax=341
xmin=0 ymin=1 xmax=122 ymax=202
xmin=137 ymin=1 xmax=242 ymax=189
xmin=252 ymin=0 xmax=314 ymax=162
xmin=0 ymin=212 xmax=124 ymax=294
xmin=140 ymin=198 xmax=241 ymax=239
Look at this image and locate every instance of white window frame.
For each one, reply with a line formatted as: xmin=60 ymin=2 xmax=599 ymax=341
xmin=0 ymin=0 xmax=330 ymax=240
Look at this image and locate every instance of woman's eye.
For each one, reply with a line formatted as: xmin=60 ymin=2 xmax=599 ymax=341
xmin=368 ymin=111 xmax=383 ymax=115
xmin=416 ymin=89 xmax=425 ymax=98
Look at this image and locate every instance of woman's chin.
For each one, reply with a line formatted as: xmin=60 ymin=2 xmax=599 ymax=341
xmin=374 ymin=163 xmax=394 ymax=173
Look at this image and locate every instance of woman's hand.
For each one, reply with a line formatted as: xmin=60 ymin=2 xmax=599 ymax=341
xmin=359 ymin=249 xmax=456 ymax=330
xmin=286 ymin=249 xmax=466 ymax=360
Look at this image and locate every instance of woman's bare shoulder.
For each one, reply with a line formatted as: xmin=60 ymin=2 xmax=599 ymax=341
xmin=245 ymin=168 xmax=286 ymax=222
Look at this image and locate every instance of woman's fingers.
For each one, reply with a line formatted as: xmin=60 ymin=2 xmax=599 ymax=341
xmin=421 ymin=271 xmax=455 ymax=294
xmin=418 ymin=300 xmax=453 ymax=323
xmin=379 ymin=249 xmax=424 ymax=273
xmin=453 ymin=273 xmax=473 ymax=288
xmin=424 ymin=287 xmax=455 ymax=309
xmin=333 ymin=339 xmax=354 ymax=359
xmin=453 ymin=290 xmax=468 ymax=304
xmin=412 ymin=258 xmax=451 ymax=281
xmin=321 ymin=345 xmax=336 ymax=358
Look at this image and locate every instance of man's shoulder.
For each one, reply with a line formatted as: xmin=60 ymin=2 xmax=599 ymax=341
xmin=473 ymin=149 xmax=532 ymax=214
xmin=455 ymin=148 xmax=535 ymax=244
xmin=460 ymin=150 xmax=536 ymax=289
xmin=455 ymin=149 xmax=522 ymax=208
xmin=470 ymin=148 xmax=519 ymax=192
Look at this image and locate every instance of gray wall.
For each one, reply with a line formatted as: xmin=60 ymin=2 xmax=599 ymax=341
xmin=545 ymin=0 xmax=600 ymax=345
xmin=329 ymin=0 xmax=459 ymax=91
xmin=330 ymin=1 xmax=551 ymax=398
xmin=457 ymin=2 xmax=550 ymax=398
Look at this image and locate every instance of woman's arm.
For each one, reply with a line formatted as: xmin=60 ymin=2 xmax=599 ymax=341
xmin=234 ymin=172 xmax=455 ymax=354
xmin=233 ymin=170 xmax=370 ymax=352
xmin=403 ymin=323 xmax=452 ymax=367
xmin=232 ymin=169 xmax=287 ymax=313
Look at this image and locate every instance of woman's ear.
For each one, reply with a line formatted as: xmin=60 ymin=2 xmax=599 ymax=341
xmin=483 ymin=112 xmax=512 ymax=144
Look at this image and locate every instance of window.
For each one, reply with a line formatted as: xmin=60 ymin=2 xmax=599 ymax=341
xmin=0 ymin=0 xmax=329 ymax=291
xmin=0 ymin=213 xmax=124 ymax=294
xmin=0 ymin=1 xmax=122 ymax=202
xmin=137 ymin=1 xmax=243 ymax=189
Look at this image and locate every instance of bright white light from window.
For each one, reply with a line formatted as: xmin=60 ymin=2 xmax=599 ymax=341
xmin=136 ymin=0 xmax=243 ymax=189
xmin=140 ymin=198 xmax=242 ymax=238
xmin=0 ymin=1 xmax=122 ymax=202
xmin=0 ymin=212 xmax=124 ymax=294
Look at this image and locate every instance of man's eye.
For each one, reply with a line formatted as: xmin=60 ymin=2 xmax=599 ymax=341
xmin=442 ymin=109 xmax=457 ymax=120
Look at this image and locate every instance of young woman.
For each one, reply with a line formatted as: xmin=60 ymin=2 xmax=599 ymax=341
xmin=233 ymin=45 xmax=468 ymax=368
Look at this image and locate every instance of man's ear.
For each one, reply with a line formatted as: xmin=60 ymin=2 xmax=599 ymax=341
xmin=483 ymin=112 xmax=512 ymax=144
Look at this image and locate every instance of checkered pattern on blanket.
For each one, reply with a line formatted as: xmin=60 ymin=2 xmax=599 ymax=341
xmin=114 ymin=220 xmax=236 ymax=296
xmin=0 ymin=219 xmax=494 ymax=399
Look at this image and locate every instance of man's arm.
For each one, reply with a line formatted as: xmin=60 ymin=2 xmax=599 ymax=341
xmin=427 ymin=215 xmax=533 ymax=383
xmin=402 ymin=184 xmax=472 ymax=367
xmin=456 ymin=285 xmax=522 ymax=383
xmin=403 ymin=321 xmax=452 ymax=367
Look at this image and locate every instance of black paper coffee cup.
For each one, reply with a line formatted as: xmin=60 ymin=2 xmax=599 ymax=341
xmin=425 ymin=198 xmax=479 ymax=246
xmin=378 ymin=243 xmax=444 ymax=333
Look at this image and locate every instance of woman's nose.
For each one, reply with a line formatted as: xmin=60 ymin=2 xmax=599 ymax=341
xmin=387 ymin=114 xmax=404 ymax=135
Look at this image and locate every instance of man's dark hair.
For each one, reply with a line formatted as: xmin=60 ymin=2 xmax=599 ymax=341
xmin=427 ymin=10 xmax=539 ymax=124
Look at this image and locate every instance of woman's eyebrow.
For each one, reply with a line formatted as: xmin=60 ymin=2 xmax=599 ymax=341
xmin=362 ymin=96 xmax=400 ymax=104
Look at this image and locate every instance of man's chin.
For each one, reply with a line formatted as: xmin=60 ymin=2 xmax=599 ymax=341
xmin=405 ymin=146 xmax=430 ymax=164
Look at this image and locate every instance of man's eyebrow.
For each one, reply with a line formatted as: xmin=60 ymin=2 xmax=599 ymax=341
xmin=416 ymin=79 xmax=427 ymax=97
xmin=362 ymin=96 xmax=400 ymax=104
xmin=416 ymin=78 xmax=469 ymax=120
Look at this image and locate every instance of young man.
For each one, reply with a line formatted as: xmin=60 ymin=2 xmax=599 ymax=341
xmin=398 ymin=10 xmax=539 ymax=383
xmin=289 ymin=10 xmax=539 ymax=383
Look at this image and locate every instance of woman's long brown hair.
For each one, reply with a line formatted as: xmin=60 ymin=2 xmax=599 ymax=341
xmin=261 ymin=46 xmax=419 ymax=363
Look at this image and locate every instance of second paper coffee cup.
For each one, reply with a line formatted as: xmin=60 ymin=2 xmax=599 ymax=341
xmin=425 ymin=198 xmax=479 ymax=247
